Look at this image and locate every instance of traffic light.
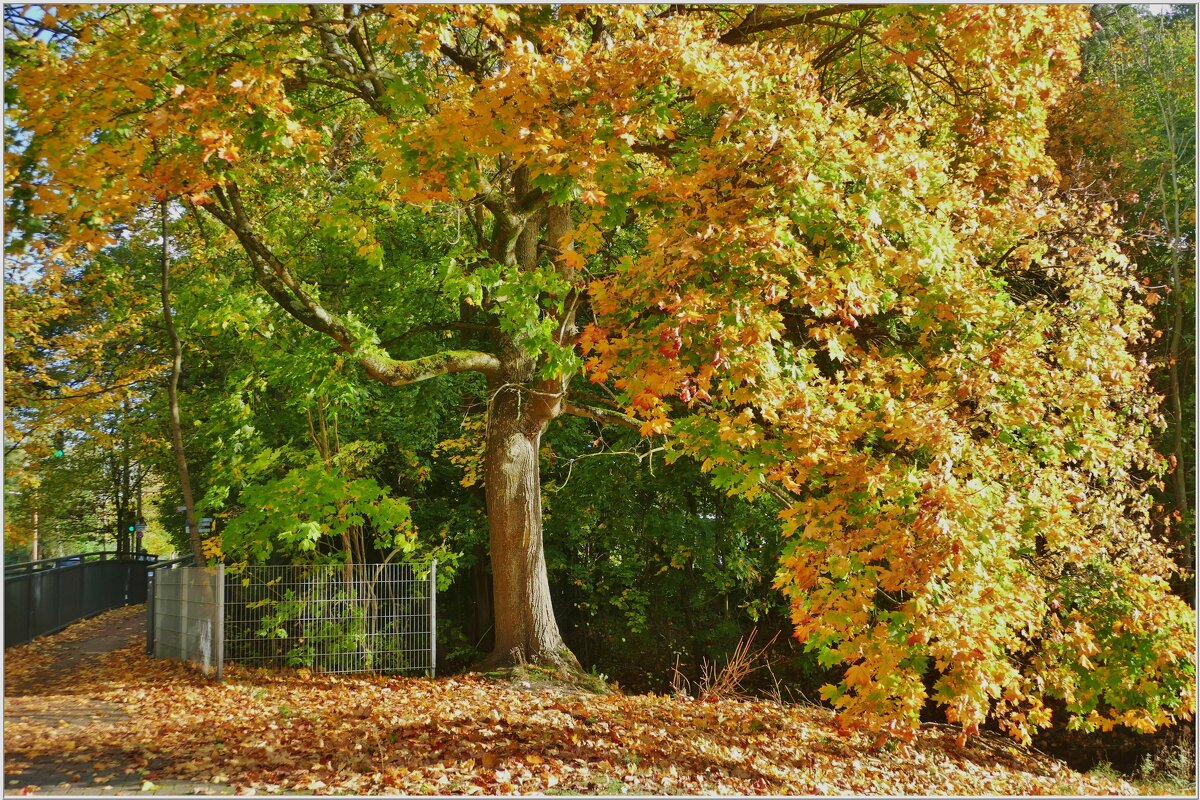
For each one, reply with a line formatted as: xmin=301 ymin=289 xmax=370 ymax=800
xmin=127 ymin=524 xmax=136 ymax=533
xmin=52 ymin=431 xmax=64 ymax=458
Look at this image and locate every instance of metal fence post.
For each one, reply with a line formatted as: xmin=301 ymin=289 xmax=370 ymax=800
xmin=214 ymin=563 xmax=225 ymax=681
xmin=153 ymin=569 xmax=161 ymax=659
xmin=429 ymin=560 xmax=437 ymax=677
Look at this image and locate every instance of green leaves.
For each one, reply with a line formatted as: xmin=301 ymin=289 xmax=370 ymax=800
xmin=221 ymin=464 xmax=415 ymax=564
xmin=443 ymin=257 xmax=580 ymax=377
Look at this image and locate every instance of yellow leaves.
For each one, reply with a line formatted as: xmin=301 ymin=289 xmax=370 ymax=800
xmin=201 ymin=536 xmax=223 ymax=560
xmin=417 ymin=31 xmax=442 ymax=57
xmin=844 ymin=664 xmax=873 ymax=689
xmin=432 ymin=416 xmax=486 ymax=488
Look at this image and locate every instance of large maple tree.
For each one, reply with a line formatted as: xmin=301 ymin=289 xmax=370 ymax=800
xmin=6 ymin=4 xmax=1193 ymax=738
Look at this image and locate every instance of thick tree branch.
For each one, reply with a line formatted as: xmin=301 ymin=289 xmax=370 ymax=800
xmin=203 ymin=183 xmax=500 ymax=387
xmin=439 ymin=43 xmax=485 ymax=77
xmin=562 ymin=401 xmax=642 ymax=431
xmin=719 ymin=4 xmax=884 ymax=45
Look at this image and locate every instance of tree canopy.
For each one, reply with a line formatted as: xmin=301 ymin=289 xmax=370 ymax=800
xmin=4 ymin=4 xmax=1194 ymax=742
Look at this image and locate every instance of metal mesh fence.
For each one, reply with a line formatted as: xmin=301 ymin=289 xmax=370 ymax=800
xmin=153 ymin=564 xmax=224 ymax=679
xmin=223 ymin=562 xmax=435 ymax=675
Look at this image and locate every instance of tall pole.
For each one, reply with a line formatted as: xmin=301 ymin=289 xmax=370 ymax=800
xmin=135 ymin=468 xmax=144 ymax=553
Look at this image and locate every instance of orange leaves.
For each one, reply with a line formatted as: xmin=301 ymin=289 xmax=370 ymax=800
xmin=198 ymin=129 xmax=239 ymax=164
xmin=128 ymin=81 xmax=155 ymax=102
xmin=578 ymin=189 xmax=607 ymax=207
xmin=4 ymin=609 xmax=1136 ymax=797
xmin=8 ymin=4 xmax=327 ymax=260
xmin=559 ymin=249 xmax=586 ymax=272
xmin=885 ymin=49 xmax=925 ymax=69
xmin=629 ymin=390 xmax=659 ymax=413
xmin=844 ymin=663 xmax=873 ymax=690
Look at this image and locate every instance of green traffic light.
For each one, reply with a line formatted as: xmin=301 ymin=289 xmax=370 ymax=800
xmin=53 ymin=449 xmax=63 ymax=458
xmin=127 ymin=525 xmax=135 ymax=532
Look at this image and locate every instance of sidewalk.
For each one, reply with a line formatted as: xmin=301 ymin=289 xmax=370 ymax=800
xmin=3 ymin=606 xmax=235 ymax=797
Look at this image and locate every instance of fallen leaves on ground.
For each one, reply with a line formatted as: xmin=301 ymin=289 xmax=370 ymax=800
xmin=4 ymin=605 xmax=145 ymax=691
xmin=4 ymin=606 xmax=1135 ymax=796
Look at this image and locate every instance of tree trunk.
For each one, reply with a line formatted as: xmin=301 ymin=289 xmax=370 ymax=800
xmin=478 ymin=375 xmax=576 ymax=670
xmin=470 ymin=169 xmax=579 ymax=670
xmin=160 ymin=198 xmax=204 ymax=563
xmin=119 ymin=429 xmax=132 ymax=553
xmin=1163 ymin=143 xmax=1190 ymax=555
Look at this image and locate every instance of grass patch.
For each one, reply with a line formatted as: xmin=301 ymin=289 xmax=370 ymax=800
xmin=1131 ymin=740 xmax=1196 ymax=797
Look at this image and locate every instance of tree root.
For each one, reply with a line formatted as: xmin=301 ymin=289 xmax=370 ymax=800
xmin=473 ymin=647 xmax=614 ymax=695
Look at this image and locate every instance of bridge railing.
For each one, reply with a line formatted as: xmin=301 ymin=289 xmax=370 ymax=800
xmin=4 ymin=550 xmax=157 ymax=577
xmin=4 ymin=551 xmax=160 ymax=648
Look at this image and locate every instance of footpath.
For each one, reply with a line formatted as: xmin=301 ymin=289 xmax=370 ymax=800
xmin=3 ymin=606 xmax=235 ymax=797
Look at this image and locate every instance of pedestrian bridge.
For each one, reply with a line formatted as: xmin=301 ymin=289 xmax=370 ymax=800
xmin=4 ymin=551 xmax=161 ymax=647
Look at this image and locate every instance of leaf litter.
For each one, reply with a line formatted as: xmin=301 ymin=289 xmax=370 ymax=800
xmin=4 ymin=606 xmax=1135 ymax=796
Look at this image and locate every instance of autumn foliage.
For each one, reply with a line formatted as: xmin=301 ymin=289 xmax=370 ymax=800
xmin=4 ymin=3 xmax=1194 ymax=743
xmin=4 ymin=606 xmax=1140 ymax=796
